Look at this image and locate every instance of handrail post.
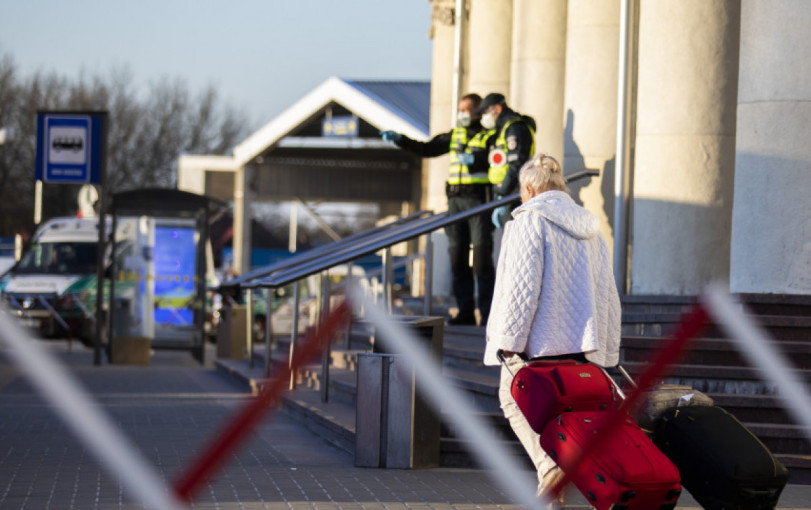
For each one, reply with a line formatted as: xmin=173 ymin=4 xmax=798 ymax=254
xmin=245 ymin=288 xmax=254 ymax=369
xmin=289 ymin=280 xmax=300 ymax=390
xmin=264 ymin=288 xmax=273 ymax=375
xmin=320 ymin=271 xmax=331 ymax=403
xmin=382 ymin=247 xmax=393 ymax=314
xmin=344 ymin=261 xmax=353 ymax=349
xmin=423 ymin=233 xmax=433 ymax=316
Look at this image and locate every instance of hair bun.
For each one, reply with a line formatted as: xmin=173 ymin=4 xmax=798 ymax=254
xmin=540 ymin=154 xmax=562 ymax=173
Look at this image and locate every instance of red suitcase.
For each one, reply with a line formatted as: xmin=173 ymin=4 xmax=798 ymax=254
xmin=540 ymin=411 xmax=682 ymax=510
xmin=500 ymin=353 xmax=620 ymax=433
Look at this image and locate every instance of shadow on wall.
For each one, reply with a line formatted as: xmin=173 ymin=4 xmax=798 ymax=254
xmin=562 ymin=109 xmax=617 ymax=236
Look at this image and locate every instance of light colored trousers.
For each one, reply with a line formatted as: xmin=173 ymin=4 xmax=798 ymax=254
xmin=499 ymin=357 xmax=560 ymax=495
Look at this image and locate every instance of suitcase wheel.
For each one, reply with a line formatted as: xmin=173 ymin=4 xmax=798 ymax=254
xmin=665 ymin=489 xmax=681 ymax=501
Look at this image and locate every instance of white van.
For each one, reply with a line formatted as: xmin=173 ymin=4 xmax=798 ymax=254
xmin=0 ymin=216 xmax=136 ymax=339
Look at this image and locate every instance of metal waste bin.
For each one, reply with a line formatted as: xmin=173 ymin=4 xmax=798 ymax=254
xmin=355 ymin=316 xmax=443 ymax=469
xmin=217 ymin=304 xmax=248 ymax=359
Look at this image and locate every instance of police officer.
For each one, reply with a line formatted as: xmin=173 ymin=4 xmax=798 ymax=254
xmin=476 ymin=93 xmax=535 ymax=228
xmin=380 ymin=93 xmax=495 ymax=326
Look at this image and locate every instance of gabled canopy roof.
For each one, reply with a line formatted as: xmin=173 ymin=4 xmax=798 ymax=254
xmin=232 ymin=77 xmax=430 ymax=167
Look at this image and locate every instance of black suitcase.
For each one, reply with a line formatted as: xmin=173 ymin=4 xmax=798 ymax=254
xmin=653 ymin=405 xmax=788 ymax=509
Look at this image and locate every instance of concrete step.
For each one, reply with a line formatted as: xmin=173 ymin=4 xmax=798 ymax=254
xmin=620 ymin=361 xmax=811 ymax=395
xmin=620 ymin=295 xmax=698 ymax=315
xmin=620 ymin=293 xmax=811 ymax=318
xmin=621 ymin=336 xmax=811 ymax=367
xmin=736 ymin=293 xmax=811 ymax=318
xmin=621 ymin=313 xmax=811 ymax=340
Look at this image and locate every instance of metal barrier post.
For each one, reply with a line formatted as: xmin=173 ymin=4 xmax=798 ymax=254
xmin=423 ymin=234 xmax=433 ymax=316
xmin=264 ymin=288 xmax=273 ymax=375
xmin=246 ymin=288 xmax=254 ymax=369
xmin=289 ymin=280 xmax=300 ymax=390
xmin=344 ymin=261 xmax=354 ymax=349
xmin=320 ymin=271 xmax=331 ymax=403
xmin=382 ymin=247 xmax=393 ymax=313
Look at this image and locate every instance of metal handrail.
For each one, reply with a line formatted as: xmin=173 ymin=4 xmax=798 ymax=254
xmin=244 ymin=194 xmax=515 ymax=289
xmin=243 ymin=169 xmax=598 ymax=290
xmin=220 ymin=208 xmax=433 ymax=288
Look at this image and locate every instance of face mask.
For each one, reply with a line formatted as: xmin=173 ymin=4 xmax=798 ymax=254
xmin=457 ymin=112 xmax=472 ymax=127
xmin=481 ymin=112 xmax=496 ymax=130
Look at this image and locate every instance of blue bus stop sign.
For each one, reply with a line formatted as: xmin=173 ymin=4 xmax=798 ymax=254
xmin=35 ymin=113 xmax=104 ymax=184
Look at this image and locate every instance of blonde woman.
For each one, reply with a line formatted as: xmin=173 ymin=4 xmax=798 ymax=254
xmin=484 ymin=153 xmax=621 ymax=504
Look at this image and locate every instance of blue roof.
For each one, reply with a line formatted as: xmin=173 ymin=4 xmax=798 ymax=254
xmin=346 ymin=80 xmax=431 ymax=136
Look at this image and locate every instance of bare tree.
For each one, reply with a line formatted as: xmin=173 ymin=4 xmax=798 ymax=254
xmin=0 ymin=52 xmax=248 ymax=237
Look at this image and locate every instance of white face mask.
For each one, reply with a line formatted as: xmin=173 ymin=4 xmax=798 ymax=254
xmin=457 ymin=111 xmax=472 ymax=127
xmin=481 ymin=112 xmax=496 ymax=130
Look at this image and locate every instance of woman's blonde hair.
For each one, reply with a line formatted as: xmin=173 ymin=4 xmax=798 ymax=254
xmin=519 ymin=153 xmax=568 ymax=194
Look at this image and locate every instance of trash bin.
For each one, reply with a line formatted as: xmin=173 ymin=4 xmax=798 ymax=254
xmin=217 ymin=304 xmax=248 ymax=359
xmin=111 ymin=297 xmax=150 ymax=365
xmin=112 ymin=297 xmax=133 ymax=338
xmin=355 ymin=316 xmax=443 ymax=469
xmin=372 ymin=316 xmax=444 ymax=358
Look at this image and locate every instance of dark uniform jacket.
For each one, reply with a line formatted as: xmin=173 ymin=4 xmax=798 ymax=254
xmin=492 ymin=108 xmax=534 ymax=197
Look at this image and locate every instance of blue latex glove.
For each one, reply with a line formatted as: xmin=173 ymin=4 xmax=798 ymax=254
xmin=457 ymin=152 xmax=474 ymax=166
xmin=492 ymin=206 xmax=508 ymax=228
xmin=380 ymin=130 xmax=402 ymax=143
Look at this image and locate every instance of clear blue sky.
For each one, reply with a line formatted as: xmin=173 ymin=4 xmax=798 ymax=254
xmin=0 ymin=0 xmax=433 ymax=130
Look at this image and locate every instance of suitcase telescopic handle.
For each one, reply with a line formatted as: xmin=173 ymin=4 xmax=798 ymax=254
xmin=598 ymin=365 xmax=638 ymax=400
xmin=496 ymin=349 xmax=529 ymax=377
xmin=613 ymin=365 xmax=639 ymax=390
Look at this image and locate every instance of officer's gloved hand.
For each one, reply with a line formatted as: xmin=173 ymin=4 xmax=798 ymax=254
xmin=380 ymin=130 xmax=402 ymax=143
xmin=492 ymin=206 xmax=508 ymax=228
xmin=457 ymin=152 xmax=474 ymax=166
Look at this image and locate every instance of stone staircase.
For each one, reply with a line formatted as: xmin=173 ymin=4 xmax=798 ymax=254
xmin=246 ymin=293 xmax=811 ymax=483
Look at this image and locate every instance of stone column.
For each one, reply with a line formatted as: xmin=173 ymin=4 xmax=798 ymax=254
xmin=425 ymin=0 xmax=457 ymax=298
xmin=467 ymin=0 xmax=513 ymax=97
xmin=730 ymin=1 xmax=811 ymax=294
xmin=232 ymin=165 xmax=252 ymax=274
xmin=510 ymin=0 xmax=567 ymax=160
xmin=425 ymin=0 xmax=456 ymax=214
xmin=631 ymin=0 xmax=740 ymax=294
xmin=562 ymin=0 xmax=620 ymax=254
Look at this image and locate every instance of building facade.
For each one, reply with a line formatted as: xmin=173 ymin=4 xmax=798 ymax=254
xmin=426 ymin=0 xmax=810 ymax=296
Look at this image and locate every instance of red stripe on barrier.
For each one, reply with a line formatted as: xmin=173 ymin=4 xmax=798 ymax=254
xmin=546 ymin=304 xmax=710 ymax=501
xmin=173 ymin=300 xmax=352 ymax=502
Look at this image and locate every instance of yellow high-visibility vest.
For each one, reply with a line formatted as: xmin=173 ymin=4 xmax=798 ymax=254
xmin=488 ymin=119 xmax=536 ymax=185
xmin=448 ymin=127 xmax=494 ymax=185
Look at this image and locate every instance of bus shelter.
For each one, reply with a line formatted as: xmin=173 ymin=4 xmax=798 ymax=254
xmin=107 ymin=188 xmax=222 ymax=364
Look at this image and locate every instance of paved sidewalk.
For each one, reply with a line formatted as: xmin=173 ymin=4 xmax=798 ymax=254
xmin=0 ymin=340 xmax=809 ymax=509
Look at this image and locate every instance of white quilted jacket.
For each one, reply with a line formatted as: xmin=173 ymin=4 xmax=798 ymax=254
xmin=484 ymin=190 xmax=621 ymax=367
